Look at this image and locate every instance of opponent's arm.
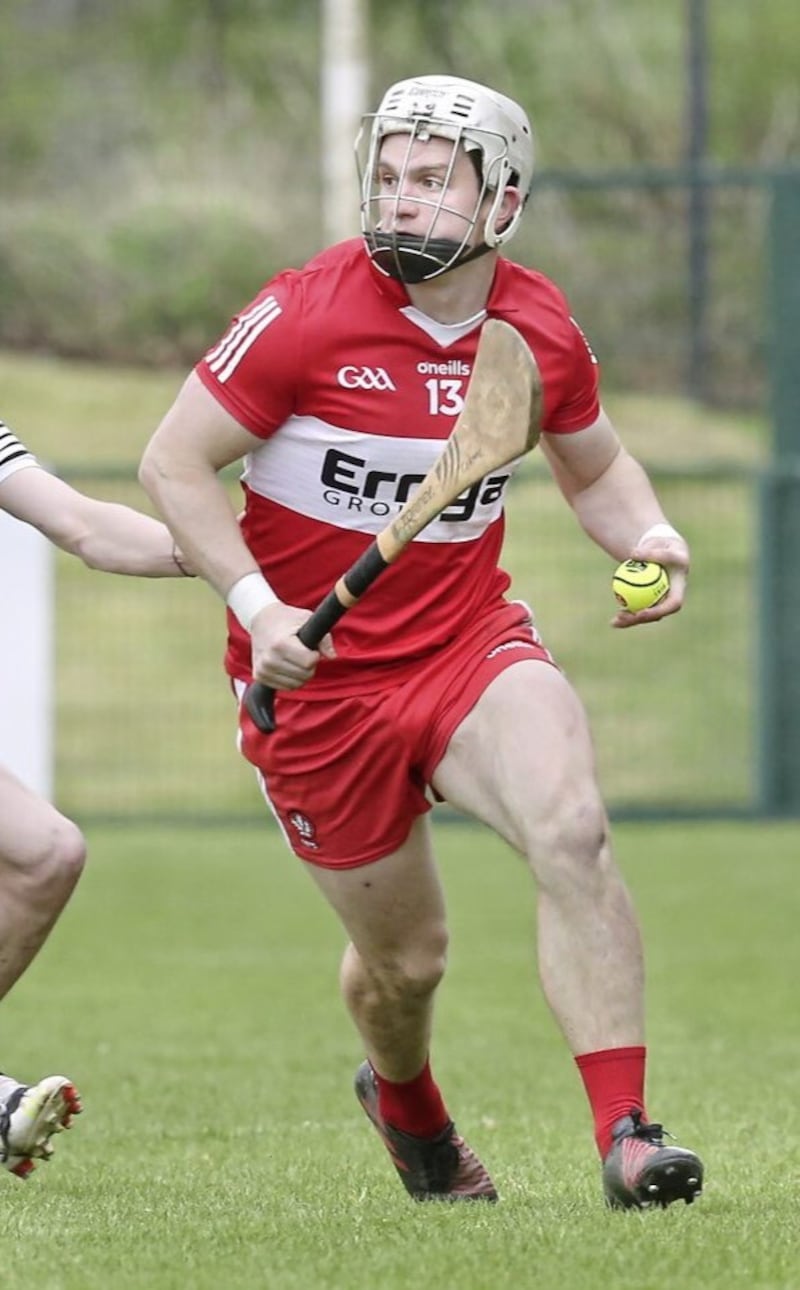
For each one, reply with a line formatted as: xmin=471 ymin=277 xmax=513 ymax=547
xmin=540 ymin=408 xmax=689 ymax=624
xmin=0 ymin=464 xmax=193 ymax=578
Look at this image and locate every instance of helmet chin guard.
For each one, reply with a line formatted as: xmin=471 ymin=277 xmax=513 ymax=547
xmin=367 ymin=232 xmax=493 ymax=285
xmin=356 ymin=75 xmax=534 ymax=284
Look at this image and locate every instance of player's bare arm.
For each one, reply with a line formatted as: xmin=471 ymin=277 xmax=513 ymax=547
xmin=0 ymin=464 xmax=191 ymax=578
xmin=540 ymin=408 xmax=690 ymax=625
xmin=139 ymin=374 xmax=334 ymax=684
xmin=140 ymin=373 xmax=266 ymax=593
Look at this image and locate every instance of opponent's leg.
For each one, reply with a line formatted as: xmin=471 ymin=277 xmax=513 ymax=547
xmin=0 ymin=765 xmax=86 ymax=1001
xmin=432 ymin=660 xmax=702 ymax=1208
xmin=305 ymin=817 xmax=496 ymax=1200
xmin=0 ymin=766 xmax=85 ymax=1178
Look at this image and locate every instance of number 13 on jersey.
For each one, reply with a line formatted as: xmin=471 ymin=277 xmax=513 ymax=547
xmin=425 ymin=379 xmax=465 ymax=416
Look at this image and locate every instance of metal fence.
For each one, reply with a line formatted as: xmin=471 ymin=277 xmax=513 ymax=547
xmin=54 ymin=460 xmax=758 ymax=824
xmin=39 ymin=167 xmax=800 ymax=823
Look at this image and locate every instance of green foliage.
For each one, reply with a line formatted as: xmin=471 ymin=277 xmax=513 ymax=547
xmin=0 ymin=1 xmax=796 ymax=377
xmin=0 ymin=200 xmax=301 ymax=364
xmin=369 ymin=0 xmax=800 ymax=167
xmin=105 ymin=203 xmax=283 ymax=363
xmin=4 ymin=820 xmax=799 ymax=1288
xmin=711 ymin=4 xmax=800 ymax=160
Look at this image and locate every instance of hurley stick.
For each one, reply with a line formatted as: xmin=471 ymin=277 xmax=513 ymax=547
xmin=244 ymin=318 xmax=543 ymax=733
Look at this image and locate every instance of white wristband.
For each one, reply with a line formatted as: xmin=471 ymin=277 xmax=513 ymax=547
xmin=226 ymin=572 xmax=279 ymax=632
xmin=637 ymin=522 xmax=683 ymax=545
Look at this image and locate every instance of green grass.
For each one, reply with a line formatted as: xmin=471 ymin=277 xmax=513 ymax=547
xmin=3 ymin=819 xmax=798 ymax=1289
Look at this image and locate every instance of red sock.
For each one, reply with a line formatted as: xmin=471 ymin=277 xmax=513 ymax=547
xmin=575 ymin=1045 xmax=647 ymax=1159
xmin=373 ymin=1058 xmax=450 ymax=1138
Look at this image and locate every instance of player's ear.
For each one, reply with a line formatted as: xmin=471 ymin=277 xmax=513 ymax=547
xmin=496 ymin=186 xmax=522 ymax=232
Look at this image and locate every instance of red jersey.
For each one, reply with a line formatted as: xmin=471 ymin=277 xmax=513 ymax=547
xmin=196 ymin=239 xmax=600 ymax=694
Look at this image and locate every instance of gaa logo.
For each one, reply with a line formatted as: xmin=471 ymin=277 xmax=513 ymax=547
xmin=287 ymin=810 xmax=319 ymax=850
xmin=336 ymin=365 xmax=396 ymax=391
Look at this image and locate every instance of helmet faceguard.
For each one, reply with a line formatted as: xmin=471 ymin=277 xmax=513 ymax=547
xmin=356 ymin=75 xmax=534 ymax=284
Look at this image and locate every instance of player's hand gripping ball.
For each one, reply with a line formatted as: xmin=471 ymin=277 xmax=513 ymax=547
xmin=611 ymin=559 xmax=670 ymax=612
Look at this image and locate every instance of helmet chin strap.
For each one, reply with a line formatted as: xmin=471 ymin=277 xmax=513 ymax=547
xmin=367 ymin=232 xmax=493 ymax=284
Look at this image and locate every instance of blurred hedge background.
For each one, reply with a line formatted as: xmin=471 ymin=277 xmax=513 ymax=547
xmin=2 ymin=0 xmax=797 ymax=385
xmin=1 ymin=0 xmax=798 ymax=821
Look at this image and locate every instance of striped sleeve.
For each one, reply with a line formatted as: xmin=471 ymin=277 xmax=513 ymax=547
xmin=196 ymin=270 xmax=301 ymax=438
xmin=0 ymin=420 xmax=37 ymax=485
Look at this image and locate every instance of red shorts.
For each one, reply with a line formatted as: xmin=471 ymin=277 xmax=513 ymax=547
xmin=237 ymin=599 xmax=555 ymax=868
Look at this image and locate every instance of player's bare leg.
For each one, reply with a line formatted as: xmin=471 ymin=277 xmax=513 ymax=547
xmin=306 ymin=818 xmax=496 ymax=1200
xmin=307 ymin=817 xmax=446 ymax=1082
xmin=434 ymin=661 xmax=643 ymax=1050
xmin=0 ymin=766 xmax=85 ymax=1179
xmin=433 ymin=658 xmax=702 ymax=1207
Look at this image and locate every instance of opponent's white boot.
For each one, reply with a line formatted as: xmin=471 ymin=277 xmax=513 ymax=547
xmin=0 ymin=1074 xmax=82 ymax=1179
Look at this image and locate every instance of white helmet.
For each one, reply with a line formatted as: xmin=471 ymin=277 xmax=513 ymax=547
xmin=356 ymin=75 xmax=535 ymax=283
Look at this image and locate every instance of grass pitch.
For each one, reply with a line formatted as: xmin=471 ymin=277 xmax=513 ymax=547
xmin=3 ymin=819 xmax=798 ymax=1289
